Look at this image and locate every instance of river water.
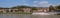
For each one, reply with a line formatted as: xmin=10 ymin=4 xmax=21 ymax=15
xmin=32 ymin=15 xmax=60 ymax=18
xmin=0 ymin=14 xmax=60 ymax=18
xmin=0 ymin=14 xmax=31 ymax=18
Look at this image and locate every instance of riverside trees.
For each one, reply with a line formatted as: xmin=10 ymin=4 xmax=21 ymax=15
xmin=49 ymin=5 xmax=55 ymax=12
xmin=49 ymin=5 xmax=60 ymax=12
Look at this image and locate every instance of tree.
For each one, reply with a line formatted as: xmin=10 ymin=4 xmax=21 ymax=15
xmin=56 ymin=5 xmax=60 ymax=9
xmin=11 ymin=5 xmax=32 ymax=8
xmin=32 ymin=7 xmax=37 ymax=10
xmin=49 ymin=5 xmax=55 ymax=11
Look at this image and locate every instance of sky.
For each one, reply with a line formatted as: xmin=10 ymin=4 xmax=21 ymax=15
xmin=0 ymin=0 xmax=60 ymax=8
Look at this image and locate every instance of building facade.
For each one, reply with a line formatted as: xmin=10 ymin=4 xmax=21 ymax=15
xmin=0 ymin=7 xmax=49 ymax=13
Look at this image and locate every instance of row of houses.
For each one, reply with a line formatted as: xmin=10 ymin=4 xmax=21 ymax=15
xmin=33 ymin=7 xmax=49 ymax=12
xmin=0 ymin=8 xmax=32 ymax=13
xmin=0 ymin=7 xmax=49 ymax=13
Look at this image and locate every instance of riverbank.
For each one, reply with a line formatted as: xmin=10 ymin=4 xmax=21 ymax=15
xmin=0 ymin=12 xmax=32 ymax=14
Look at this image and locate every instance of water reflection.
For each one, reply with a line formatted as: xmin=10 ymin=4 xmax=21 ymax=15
xmin=32 ymin=15 xmax=60 ymax=18
xmin=0 ymin=14 xmax=31 ymax=18
xmin=32 ymin=12 xmax=60 ymax=18
xmin=0 ymin=14 xmax=60 ymax=18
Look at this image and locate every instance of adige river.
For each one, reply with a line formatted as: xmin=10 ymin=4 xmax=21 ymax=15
xmin=0 ymin=14 xmax=60 ymax=18
xmin=32 ymin=15 xmax=60 ymax=18
xmin=0 ymin=14 xmax=31 ymax=18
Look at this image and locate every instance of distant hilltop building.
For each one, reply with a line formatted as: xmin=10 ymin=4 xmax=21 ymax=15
xmin=0 ymin=7 xmax=49 ymax=13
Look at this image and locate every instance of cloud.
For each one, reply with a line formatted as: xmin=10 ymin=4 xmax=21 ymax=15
xmin=22 ymin=0 xmax=30 ymax=3
xmin=57 ymin=2 xmax=60 ymax=5
xmin=33 ymin=1 xmax=52 ymax=7
xmin=33 ymin=1 xmax=39 ymax=7
xmin=22 ymin=0 xmax=27 ymax=2
xmin=20 ymin=0 xmax=30 ymax=6
xmin=33 ymin=4 xmax=37 ymax=6
xmin=39 ymin=1 xmax=48 ymax=4
xmin=23 ymin=3 xmax=29 ymax=6
xmin=33 ymin=1 xmax=38 ymax=3
xmin=39 ymin=1 xmax=52 ymax=7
